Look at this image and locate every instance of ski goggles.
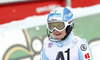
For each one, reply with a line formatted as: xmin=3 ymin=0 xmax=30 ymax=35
xmin=47 ymin=21 xmax=70 ymax=32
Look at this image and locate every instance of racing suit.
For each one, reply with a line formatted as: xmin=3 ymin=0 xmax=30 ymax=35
xmin=41 ymin=32 xmax=93 ymax=60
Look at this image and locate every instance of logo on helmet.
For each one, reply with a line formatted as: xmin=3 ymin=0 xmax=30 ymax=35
xmin=50 ymin=13 xmax=61 ymax=17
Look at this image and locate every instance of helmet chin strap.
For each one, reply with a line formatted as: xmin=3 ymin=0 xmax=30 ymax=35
xmin=61 ymin=34 xmax=68 ymax=40
xmin=61 ymin=25 xmax=73 ymax=41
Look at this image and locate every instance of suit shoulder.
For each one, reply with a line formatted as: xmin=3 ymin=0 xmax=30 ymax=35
xmin=74 ymin=36 xmax=87 ymax=43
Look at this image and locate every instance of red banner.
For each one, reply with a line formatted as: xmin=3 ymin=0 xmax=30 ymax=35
xmin=72 ymin=0 xmax=100 ymax=8
xmin=0 ymin=0 xmax=65 ymax=24
xmin=0 ymin=0 xmax=100 ymax=24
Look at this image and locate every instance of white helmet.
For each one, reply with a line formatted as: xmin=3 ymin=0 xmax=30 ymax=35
xmin=47 ymin=7 xmax=74 ymax=41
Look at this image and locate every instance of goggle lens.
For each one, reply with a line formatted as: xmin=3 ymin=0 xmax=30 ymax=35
xmin=48 ymin=22 xmax=65 ymax=31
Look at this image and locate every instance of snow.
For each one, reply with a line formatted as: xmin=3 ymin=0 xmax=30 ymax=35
xmin=0 ymin=4 xmax=100 ymax=34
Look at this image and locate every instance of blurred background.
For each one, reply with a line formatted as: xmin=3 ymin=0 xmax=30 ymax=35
xmin=0 ymin=0 xmax=100 ymax=60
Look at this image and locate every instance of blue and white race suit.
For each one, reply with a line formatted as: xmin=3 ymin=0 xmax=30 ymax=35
xmin=41 ymin=32 xmax=93 ymax=60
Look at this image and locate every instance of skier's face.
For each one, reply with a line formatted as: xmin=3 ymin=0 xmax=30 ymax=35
xmin=52 ymin=29 xmax=66 ymax=41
